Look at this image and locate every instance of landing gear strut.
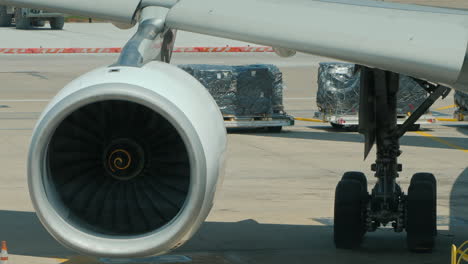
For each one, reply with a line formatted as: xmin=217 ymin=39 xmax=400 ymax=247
xmin=333 ymin=66 xmax=450 ymax=252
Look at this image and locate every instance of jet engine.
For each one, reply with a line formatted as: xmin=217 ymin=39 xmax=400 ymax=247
xmin=28 ymin=62 xmax=227 ymax=257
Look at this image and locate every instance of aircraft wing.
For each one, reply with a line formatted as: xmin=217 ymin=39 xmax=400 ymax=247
xmin=1 ymin=0 xmax=468 ymax=93
xmin=165 ymin=0 xmax=468 ymax=93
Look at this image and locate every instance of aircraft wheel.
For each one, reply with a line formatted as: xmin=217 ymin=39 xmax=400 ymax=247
xmin=33 ymin=20 xmax=45 ymax=27
xmin=331 ymin=123 xmax=344 ymax=129
xmin=334 ymin=179 xmax=365 ymax=249
xmin=50 ymin=17 xmax=65 ymax=30
xmin=410 ymin=173 xmax=437 ymax=236
xmin=406 ymin=179 xmax=436 ymax=252
xmin=410 ymin=172 xmax=436 ymax=187
xmin=342 ymin=171 xmax=367 ymax=193
xmin=410 ymin=124 xmax=421 ymax=131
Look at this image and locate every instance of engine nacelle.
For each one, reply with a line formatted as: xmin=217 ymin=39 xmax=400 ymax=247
xmin=273 ymin=47 xmax=296 ymax=58
xmin=28 ymin=62 xmax=227 ymax=257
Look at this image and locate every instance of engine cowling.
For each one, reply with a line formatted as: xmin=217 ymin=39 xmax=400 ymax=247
xmin=273 ymin=47 xmax=296 ymax=58
xmin=28 ymin=62 xmax=227 ymax=257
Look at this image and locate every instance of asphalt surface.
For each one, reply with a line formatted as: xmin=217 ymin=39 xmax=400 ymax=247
xmin=0 ymin=6 xmax=467 ymax=263
xmin=386 ymin=0 xmax=468 ymax=8
xmin=0 ymin=24 xmax=258 ymax=49
xmin=0 ymin=51 xmax=466 ymax=264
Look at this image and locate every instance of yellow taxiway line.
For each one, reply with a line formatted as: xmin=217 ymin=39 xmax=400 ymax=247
xmin=414 ymin=131 xmax=468 ymax=153
xmin=294 ymin=117 xmax=466 ymax=152
xmin=296 ymin=116 xmax=460 ymax=123
xmin=436 ymin=104 xmax=457 ymax=111
xmin=436 ymin=118 xmax=459 ymax=122
xmin=294 ymin=117 xmax=326 ymax=123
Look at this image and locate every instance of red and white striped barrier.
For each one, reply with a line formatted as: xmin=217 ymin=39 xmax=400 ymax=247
xmin=173 ymin=46 xmax=274 ymax=53
xmin=0 ymin=48 xmax=122 ymax=54
xmin=0 ymin=46 xmax=274 ymax=54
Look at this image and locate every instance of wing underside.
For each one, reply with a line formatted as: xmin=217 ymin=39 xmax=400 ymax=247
xmin=166 ymin=0 xmax=468 ymax=92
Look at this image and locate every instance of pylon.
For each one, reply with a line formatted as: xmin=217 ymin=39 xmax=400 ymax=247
xmin=0 ymin=241 xmax=8 ymax=264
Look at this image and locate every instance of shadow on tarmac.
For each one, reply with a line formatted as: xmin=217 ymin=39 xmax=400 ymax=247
xmin=5 ymin=25 xmax=61 ymax=31
xmin=456 ymin=126 xmax=468 ymax=136
xmin=0 ymin=169 xmax=465 ymax=263
xmin=1 ymin=176 xmax=467 ymax=263
xmin=0 ymin=210 xmax=458 ymax=263
xmin=237 ymin=127 xmax=468 ymax=151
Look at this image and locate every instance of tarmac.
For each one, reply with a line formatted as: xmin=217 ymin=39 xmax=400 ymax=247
xmin=0 ymin=24 xmax=258 ymax=49
xmin=0 ymin=23 xmax=467 ymax=264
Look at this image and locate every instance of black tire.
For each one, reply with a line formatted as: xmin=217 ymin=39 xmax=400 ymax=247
xmin=334 ymin=180 xmax=365 ymax=249
xmin=266 ymin=126 xmax=282 ymax=133
xmin=15 ymin=9 xmax=30 ymax=29
xmin=406 ymin=181 xmax=436 ymax=253
xmin=410 ymin=124 xmax=421 ymax=131
xmin=342 ymin=171 xmax=368 ymax=194
xmin=33 ymin=20 xmax=45 ymax=27
xmin=50 ymin=17 xmax=64 ymax=30
xmin=411 ymin=173 xmax=437 ymax=236
xmin=0 ymin=6 xmax=12 ymax=27
xmin=331 ymin=123 xmax=344 ymax=129
xmin=410 ymin=172 xmax=436 ymax=187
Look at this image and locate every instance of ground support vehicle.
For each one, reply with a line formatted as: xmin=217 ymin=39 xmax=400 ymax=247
xmin=0 ymin=6 xmax=64 ymax=29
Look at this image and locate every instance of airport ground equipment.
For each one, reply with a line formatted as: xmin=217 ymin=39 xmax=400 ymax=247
xmin=0 ymin=5 xmax=64 ymax=29
xmin=334 ymin=66 xmax=451 ymax=252
xmin=454 ymin=91 xmax=468 ymax=121
xmin=316 ymin=63 xmax=436 ymax=130
xmin=452 ymin=242 xmax=468 ymax=264
xmin=179 ymin=64 xmax=294 ymax=132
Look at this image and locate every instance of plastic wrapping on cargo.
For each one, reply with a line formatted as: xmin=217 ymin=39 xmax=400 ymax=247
xmin=317 ymin=63 xmax=360 ymax=115
xmin=397 ymin=76 xmax=429 ymax=114
xmin=454 ymin=91 xmax=468 ymax=110
xmin=178 ymin=64 xmax=284 ymax=116
xmin=317 ymin=63 xmax=428 ymax=115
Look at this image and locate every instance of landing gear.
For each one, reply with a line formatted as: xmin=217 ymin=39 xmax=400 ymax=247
xmin=333 ymin=66 xmax=449 ymax=252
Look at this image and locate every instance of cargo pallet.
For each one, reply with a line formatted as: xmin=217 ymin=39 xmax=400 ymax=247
xmin=223 ymin=114 xmax=294 ymax=130
xmin=314 ymin=111 xmax=436 ymax=128
xmin=0 ymin=6 xmax=64 ymax=29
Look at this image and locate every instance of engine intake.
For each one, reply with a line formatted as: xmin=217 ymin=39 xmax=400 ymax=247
xmin=48 ymin=100 xmax=190 ymax=236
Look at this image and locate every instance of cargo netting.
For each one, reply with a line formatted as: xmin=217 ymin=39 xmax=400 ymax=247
xmin=455 ymin=90 xmax=468 ymax=110
xmin=178 ymin=64 xmax=284 ymax=116
xmin=317 ymin=62 xmax=429 ymax=116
